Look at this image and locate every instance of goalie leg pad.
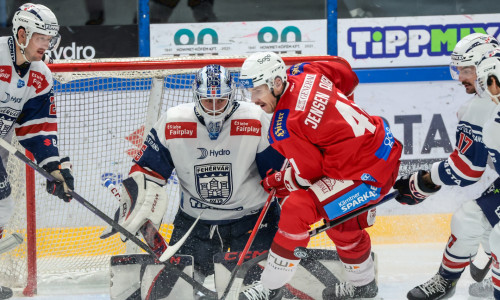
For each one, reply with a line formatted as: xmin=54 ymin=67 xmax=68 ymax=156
xmin=213 ymin=249 xmax=377 ymax=300
xmin=119 ymin=173 xmax=168 ymax=241
xmin=110 ymin=254 xmax=194 ymax=300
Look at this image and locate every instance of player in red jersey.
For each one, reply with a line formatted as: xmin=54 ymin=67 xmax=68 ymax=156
xmin=238 ymin=52 xmax=402 ymax=300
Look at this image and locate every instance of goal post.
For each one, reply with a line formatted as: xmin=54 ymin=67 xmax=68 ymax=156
xmin=0 ymin=55 xmax=339 ymax=295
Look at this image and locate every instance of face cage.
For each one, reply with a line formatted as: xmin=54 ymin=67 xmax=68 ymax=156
xmin=197 ymin=96 xmax=231 ymax=116
xmin=197 ymin=99 xmax=232 ymax=140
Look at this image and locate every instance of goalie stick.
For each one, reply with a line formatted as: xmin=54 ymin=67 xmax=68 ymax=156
xmin=0 ymin=138 xmax=218 ymax=299
xmin=101 ymin=179 xmax=202 ymax=261
xmin=0 ymin=233 xmax=23 ymax=254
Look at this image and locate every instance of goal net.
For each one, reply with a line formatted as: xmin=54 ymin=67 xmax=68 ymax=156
xmin=0 ymin=55 xmax=338 ymax=296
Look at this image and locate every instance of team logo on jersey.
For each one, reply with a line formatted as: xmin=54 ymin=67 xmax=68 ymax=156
xmin=27 ymin=71 xmax=49 ymax=93
xmin=289 ymin=63 xmax=310 ymax=76
xmin=272 ymin=109 xmax=290 ymax=141
xmin=361 ymin=173 xmax=377 ymax=182
xmin=165 ymin=122 xmax=197 ymax=139
xmin=17 ymin=79 xmax=25 ymax=88
xmin=0 ymin=108 xmax=20 ymax=137
xmin=0 ymin=92 xmax=22 ymax=104
xmin=0 ymin=66 xmax=12 ymax=83
xmin=296 ymin=74 xmax=316 ymax=111
xmin=194 ymin=163 xmax=233 ymax=205
xmin=230 ymin=119 xmax=261 ymax=136
xmin=197 ymin=148 xmax=231 ymax=159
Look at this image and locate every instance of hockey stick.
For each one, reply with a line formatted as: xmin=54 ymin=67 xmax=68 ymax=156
xmin=220 ymin=190 xmax=277 ymax=300
xmin=101 ymin=179 xmax=202 ymax=261
xmin=220 ymin=159 xmax=290 ymax=300
xmin=0 ymin=233 xmax=23 ymax=254
xmin=293 ymin=190 xmax=397 ymax=258
xmin=0 ymin=138 xmax=218 ymax=299
xmin=469 ymin=256 xmax=492 ymax=282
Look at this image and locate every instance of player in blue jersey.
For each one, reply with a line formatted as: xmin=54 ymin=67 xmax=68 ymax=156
xmin=393 ymin=33 xmax=500 ymax=300
xmin=0 ymin=3 xmax=74 ymax=300
xmin=474 ymin=46 xmax=500 ymax=300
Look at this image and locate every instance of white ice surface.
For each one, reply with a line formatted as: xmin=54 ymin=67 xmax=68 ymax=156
xmin=8 ymin=243 xmax=492 ymax=300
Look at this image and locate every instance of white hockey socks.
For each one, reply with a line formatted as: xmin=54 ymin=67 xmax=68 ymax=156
xmin=342 ymin=255 xmax=375 ymax=286
xmin=261 ymin=249 xmax=300 ymax=290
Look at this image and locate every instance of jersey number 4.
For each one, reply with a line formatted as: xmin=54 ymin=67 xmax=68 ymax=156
xmin=335 ymin=100 xmax=376 ymax=137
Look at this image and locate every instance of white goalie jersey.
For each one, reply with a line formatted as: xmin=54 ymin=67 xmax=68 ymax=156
xmin=129 ymin=101 xmax=284 ymax=222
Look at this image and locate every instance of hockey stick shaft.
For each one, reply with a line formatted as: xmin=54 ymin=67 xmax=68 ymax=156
xmin=103 ymin=180 xmax=201 ymax=261
xmin=221 ymin=190 xmax=276 ymax=300
xmin=0 ymin=139 xmax=217 ymax=298
xmin=308 ymin=190 xmax=398 ymax=238
xmin=221 ymin=160 xmax=289 ymax=300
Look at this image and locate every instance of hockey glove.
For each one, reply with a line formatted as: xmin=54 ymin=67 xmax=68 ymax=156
xmin=118 ymin=173 xmax=168 ymax=242
xmin=261 ymin=167 xmax=305 ymax=198
xmin=393 ymin=170 xmax=441 ymax=205
xmin=43 ymin=157 xmax=74 ymax=202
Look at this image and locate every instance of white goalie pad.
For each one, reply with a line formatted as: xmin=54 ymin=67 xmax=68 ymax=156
xmin=110 ymin=254 xmax=193 ymax=300
xmin=213 ymin=249 xmax=378 ymax=300
xmin=0 ymin=233 xmax=23 ymax=254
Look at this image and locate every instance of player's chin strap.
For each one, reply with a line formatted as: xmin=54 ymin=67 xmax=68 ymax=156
xmin=14 ymin=38 xmax=31 ymax=64
xmin=271 ymin=81 xmax=287 ymax=104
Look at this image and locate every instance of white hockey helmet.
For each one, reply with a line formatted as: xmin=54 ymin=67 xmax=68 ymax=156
xmin=12 ymin=3 xmax=60 ymax=54
xmin=450 ymin=33 xmax=499 ymax=80
xmin=194 ymin=64 xmax=236 ymax=140
xmin=239 ymin=52 xmax=287 ymax=92
xmin=475 ymin=47 xmax=500 ymax=102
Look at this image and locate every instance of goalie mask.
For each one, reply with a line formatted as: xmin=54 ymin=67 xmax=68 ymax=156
xmin=475 ymin=48 xmax=500 ymax=103
xmin=194 ymin=64 xmax=236 ymax=140
xmin=12 ymin=3 xmax=61 ymax=62
xmin=450 ymin=33 xmax=499 ymax=80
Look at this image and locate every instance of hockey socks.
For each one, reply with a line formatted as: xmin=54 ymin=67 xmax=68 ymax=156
xmin=341 ymin=254 xmax=376 ymax=286
xmin=261 ymin=249 xmax=300 ymax=290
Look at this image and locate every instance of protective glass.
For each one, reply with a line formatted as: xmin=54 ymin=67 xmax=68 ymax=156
xmin=242 ymin=84 xmax=271 ymax=102
xmin=31 ymin=33 xmax=61 ymax=51
xmin=449 ymin=64 xmax=475 ymax=80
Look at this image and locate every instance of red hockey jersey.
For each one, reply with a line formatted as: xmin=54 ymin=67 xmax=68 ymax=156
xmin=267 ymin=60 xmax=402 ymax=187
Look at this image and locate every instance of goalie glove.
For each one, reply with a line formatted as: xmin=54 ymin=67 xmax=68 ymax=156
xmin=43 ymin=157 xmax=74 ymax=202
xmin=118 ymin=173 xmax=168 ymax=242
xmin=261 ymin=167 xmax=310 ymax=198
xmin=393 ymin=170 xmax=441 ymax=205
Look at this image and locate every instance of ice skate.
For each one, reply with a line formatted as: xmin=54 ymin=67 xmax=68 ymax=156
xmin=0 ymin=286 xmax=12 ymax=300
xmin=239 ymin=282 xmax=283 ymax=300
xmin=407 ymin=273 xmax=457 ymax=300
xmin=322 ymin=279 xmax=378 ymax=300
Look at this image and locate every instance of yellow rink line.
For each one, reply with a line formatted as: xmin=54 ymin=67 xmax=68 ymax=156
xmin=6 ymin=213 xmax=453 ymax=258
